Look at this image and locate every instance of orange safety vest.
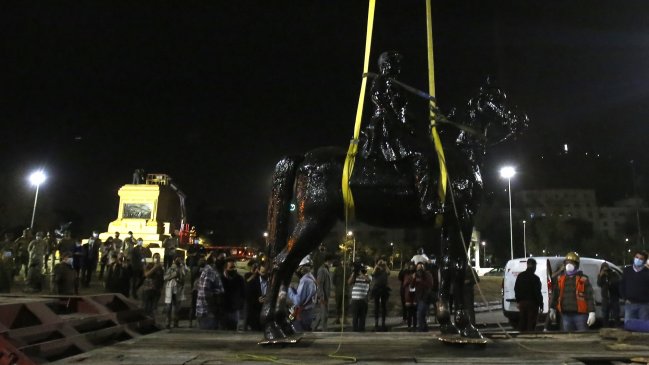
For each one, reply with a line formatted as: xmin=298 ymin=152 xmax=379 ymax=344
xmin=557 ymin=274 xmax=589 ymax=314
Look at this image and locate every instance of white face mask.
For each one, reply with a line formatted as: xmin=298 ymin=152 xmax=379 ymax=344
xmin=65 ymin=258 xmax=73 ymax=265
xmin=565 ymin=263 xmax=575 ymax=273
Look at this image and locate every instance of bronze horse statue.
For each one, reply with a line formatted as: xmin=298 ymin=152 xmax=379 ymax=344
xmin=260 ymin=77 xmax=528 ymax=341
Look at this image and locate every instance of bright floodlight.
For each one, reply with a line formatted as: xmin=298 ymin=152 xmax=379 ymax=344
xmin=499 ymin=166 xmax=516 ymax=179
xmin=29 ymin=170 xmax=46 ymax=186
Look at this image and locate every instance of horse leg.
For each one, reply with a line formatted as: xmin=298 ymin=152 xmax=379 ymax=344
xmin=263 ymin=217 xmax=335 ymax=340
xmin=436 ymin=237 xmax=460 ymax=335
xmin=452 ymin=259 xmax=483 ymax=339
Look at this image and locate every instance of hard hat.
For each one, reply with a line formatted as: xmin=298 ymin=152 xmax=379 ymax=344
xmin=298 ymin=255 xmax=312 ymax=267
xmin=565 ymin=251 xmax=580 ymax=263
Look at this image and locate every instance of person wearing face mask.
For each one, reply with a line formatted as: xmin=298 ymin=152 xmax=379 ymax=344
xmin=52 ymin=252 xmax=76 ymax=295
xmin=289 ymin=255 xmax=318 ymax=332
xmin=620 ymin=250 xmax=649 ymax=328
xmin=142 ymin=253 xmax=165 ymax=317
xmin=549 ymin=252 xmax=596 ymax=331
xmin=164 ymin=254 xmax=188 ymax=328
xmin=245 ymin=264 xmax=269 ymax=331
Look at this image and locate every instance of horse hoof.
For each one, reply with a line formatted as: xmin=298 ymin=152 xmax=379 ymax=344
xmin=264 ymin=322 xmax=286 ymax=341
xmin=440 ymin=322 xmax=461 ymax=335
xmin=278 ymin=317 xmax=297 ymax=336
xmin=461 ymin=325 xmax=484 ymax=339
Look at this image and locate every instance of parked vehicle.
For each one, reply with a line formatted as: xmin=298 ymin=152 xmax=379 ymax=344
xmin=483 ymin=267 xmax=505 ymax=277
xmin=502 ymin=256 xmax=623 ymax=328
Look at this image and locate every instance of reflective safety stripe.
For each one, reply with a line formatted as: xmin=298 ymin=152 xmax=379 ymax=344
xmin=557 ymin=275 xmax=589 ymax=314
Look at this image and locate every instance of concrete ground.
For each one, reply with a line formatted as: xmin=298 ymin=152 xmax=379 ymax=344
xmin=50 ymin=327 xmax=649 ymax=364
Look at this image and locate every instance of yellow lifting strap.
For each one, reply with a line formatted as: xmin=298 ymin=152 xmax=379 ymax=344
xmin=426 ymin=0 xmax=448 ymax=204
xmin=342 ymin=0 xmax=376 ymax=223
xmin=342 ymin=0 xmax=447 ymax=222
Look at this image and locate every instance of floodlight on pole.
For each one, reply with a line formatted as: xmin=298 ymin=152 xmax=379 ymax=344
xmin=523 ymin=220 xmax=527 ymax=257
xmin=29 ymin=170 xmax=47 ymax=230
xmin=347 ymin=231 xmax=356 ymax=262
xmin=499 ymin=166 xmax=516 ymax=260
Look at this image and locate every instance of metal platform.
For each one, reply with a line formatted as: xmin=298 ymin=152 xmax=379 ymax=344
xmin=0 ymin=294 xmax=159 ymax=364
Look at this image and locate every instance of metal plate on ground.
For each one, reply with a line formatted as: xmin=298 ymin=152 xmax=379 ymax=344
xmin=258 ymin=335 xmax=303 ymax=346
xmin=437 ymin=335 xmax=491 ymax=345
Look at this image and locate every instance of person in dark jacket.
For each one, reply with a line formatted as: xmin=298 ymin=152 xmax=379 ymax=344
xmin=245 ymin=264 xmax=268 ymax=331
xmin=130 ymin=238 xmax=146 ymax=299
xmin=597 ymin=262 xmax=621 ymax=327
xmin=398 ymin=262 xmax=416 ymax=323
xmin=550 ymin=252 xmax=596 ymax=332
xmin=413 ymin=262 xmax=433 ymax=332
xmin=81 ymin=231 xmax=101 ymax=288
xmin=53 ymin=252 xmax=76 ymax=295
xmin=221 ymin=258 xmax=245 ymax=330
xmin=105 ymin=252 xmax=132 ymax=297
xmin=619 ymin=250 xmax=649 ymax=325
xmin=371 ymin=259 xmax=391 ymax=331
xmin=514 ymin=258 xmax=543 ymax=332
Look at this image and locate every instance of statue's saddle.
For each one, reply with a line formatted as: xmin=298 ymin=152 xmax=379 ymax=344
xmin=348 ymin=157 xmax=419 ymax=221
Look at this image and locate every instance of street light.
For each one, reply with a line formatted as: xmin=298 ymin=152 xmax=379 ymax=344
xmin=29 ymin=170 xmax=47 ymax=230
xmin=500 ymin=166 xmax=516 ymax=260
xmin=481 ymin=241 xmax=486 ymax=267
xmin=522 ymin=220 xmax=527 ymax=258
xmin=347 ymin=231 xmax=356 ymax=262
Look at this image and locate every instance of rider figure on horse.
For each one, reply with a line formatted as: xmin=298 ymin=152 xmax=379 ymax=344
xmin=359 ymin=51 xmax=443 ymax=220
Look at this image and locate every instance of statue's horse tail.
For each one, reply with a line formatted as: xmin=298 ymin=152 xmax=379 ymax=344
xmin=266 ymin=155 xmax=303 ymax=262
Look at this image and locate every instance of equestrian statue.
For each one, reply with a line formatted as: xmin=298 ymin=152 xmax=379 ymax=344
xmin=260 ymin=51 xmax=528 ymax=342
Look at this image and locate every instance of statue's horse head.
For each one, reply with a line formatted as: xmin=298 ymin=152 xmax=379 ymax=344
xmin=464 ymin=78 xmax=529 ymax=146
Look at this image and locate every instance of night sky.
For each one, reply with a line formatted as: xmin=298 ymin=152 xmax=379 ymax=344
xmin=2 ymin=1 xmax=649 ymax=242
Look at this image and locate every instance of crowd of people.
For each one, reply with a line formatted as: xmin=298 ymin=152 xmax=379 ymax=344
xmin=2 ymin=229 xmax=648 ymax=334
xmin=515 ymin=250 xmax=649 ymax=333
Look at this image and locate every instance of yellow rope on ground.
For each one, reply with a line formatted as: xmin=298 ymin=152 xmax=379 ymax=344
xmin=236 ymin=354 xmax=298 ymax=364
xmin=327 ymin=239 xmax=357 ymax=363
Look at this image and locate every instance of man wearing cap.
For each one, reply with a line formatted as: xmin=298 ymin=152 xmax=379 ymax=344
xmin=550 ymin=252 xmax=596 ymax=331
xmin=515 ymin=258 xmax=543 ymax=332
xmin=288 ymin=255 xmax=318 ymax=332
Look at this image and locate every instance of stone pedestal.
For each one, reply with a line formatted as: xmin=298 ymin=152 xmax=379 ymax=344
xmin=99 ymin=176 xmax=183 ymax=245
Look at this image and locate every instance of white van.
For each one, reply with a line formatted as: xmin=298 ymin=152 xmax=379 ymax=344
xmin=502 ymin=256 xmax=623 ymax=327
